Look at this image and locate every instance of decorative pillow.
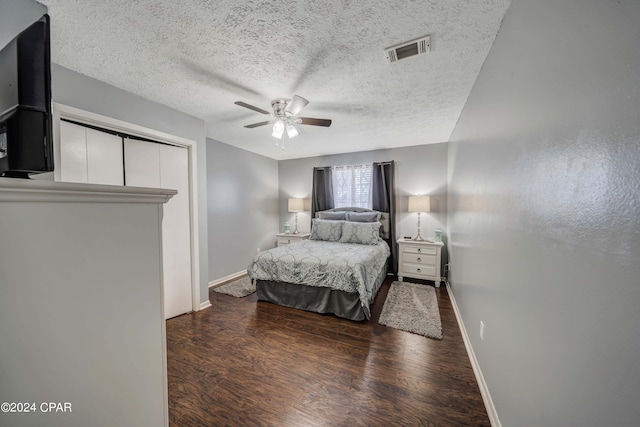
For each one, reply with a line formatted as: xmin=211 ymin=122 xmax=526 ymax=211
xmin=339 ymin=221 xmax=381 ymax=245
xmin=309 ymin=219 xmax=344 ymax=242
xmin=318 ymin=211 xmax=347 ymax=220
xmin=346 ymin=211 xmax=381 ymax=222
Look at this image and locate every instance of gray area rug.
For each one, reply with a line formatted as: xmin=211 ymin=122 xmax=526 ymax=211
xmin=378 ymin=281 xmax=443 ymax=340
xmin=213 ymin=275 xmax=256 ymax=298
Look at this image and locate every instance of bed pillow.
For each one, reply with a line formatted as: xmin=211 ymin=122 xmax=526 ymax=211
xmin=309 ymin=219 xmax=344 ymax=242
xmin=339 ymin=221 xmax=381 ymax=245
xmin=318 ymin=211 xmax=347 ymax=220
xmin=346 ymin=211 xmax=381 ymax=222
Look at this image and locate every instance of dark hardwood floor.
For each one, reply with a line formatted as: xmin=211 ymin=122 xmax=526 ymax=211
xmin=166 ymin=277 xmax=489 ymax=426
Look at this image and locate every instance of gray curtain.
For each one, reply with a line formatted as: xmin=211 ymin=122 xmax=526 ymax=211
xmin=311 ymin=166 xmax=334 ymax=219
xmin=372 ymin=161 xmax=397 ymax=274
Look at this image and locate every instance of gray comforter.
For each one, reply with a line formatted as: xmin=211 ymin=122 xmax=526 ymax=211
xmin=247 ymin=238 xmax=390 ymax=311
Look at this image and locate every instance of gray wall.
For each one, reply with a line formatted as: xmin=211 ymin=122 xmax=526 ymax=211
xmin=51 ymin=64 xmax=210 ymax=306
xmin=278 ymin=144 xmax=448 ymax=242
xmin=447 ymin=0 xmax=640 ymax=425
xmin=0 ymin=0 xmax=45 ymax=48
xmin=207 ymin=138 xmax=279 ymax=281
xmin=0 ymin=181 xmax=169 ymax=427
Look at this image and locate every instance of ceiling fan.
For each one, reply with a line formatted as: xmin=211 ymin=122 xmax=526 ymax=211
xmin=234 ymin=95 xmax=332 ymax=146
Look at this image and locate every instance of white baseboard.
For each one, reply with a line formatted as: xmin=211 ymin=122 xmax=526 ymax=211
xmin=198 ymin=300 xmax=212 ymax=311
xmin=208 ymin=270 xmax=247 ymax=288
xmin=445 ymin=278 xmax=501 ymax=427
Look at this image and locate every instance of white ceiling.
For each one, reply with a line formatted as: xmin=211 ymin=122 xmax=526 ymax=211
xmin=40 ymin=0 xmax=510 ymax=160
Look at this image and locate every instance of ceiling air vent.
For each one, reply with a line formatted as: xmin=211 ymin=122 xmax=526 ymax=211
xmin=385 ymin=35 xmax=431 ymax=64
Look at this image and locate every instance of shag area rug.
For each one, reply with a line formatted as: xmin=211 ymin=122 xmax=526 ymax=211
xmin=378 ymin=281 xmax=443 ymax=340
xmin=213 ymin=275 xmax=256 ymax=298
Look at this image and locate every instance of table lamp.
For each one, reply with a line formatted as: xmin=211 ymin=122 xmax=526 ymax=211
xmin=288 ymin=198 xmax=304 ymax=234
xmin=408 ymin=195 xmax=431 ymax=241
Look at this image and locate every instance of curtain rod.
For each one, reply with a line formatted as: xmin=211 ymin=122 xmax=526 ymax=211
xmin=315 ymin=160 xmax=394 ymax=170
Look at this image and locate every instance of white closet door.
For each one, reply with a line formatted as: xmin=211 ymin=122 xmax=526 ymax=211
xmin=59 ymin=121 xmax=88 ymax=183
xmin=86 ymin=128 xmax=124 ymax=186
xmin=124 ymin=139 xmax=160 ymax=187
xmin=159 ymin=144 xmax=192 ymax=319
xmin=124 ymin=139 xmax=192 ymax=319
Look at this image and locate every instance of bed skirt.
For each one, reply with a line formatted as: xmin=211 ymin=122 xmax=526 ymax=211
xmin=256 ymin=261 xmax=388 ymax=321
xmin=257 ymin=280 xmax=366 ymax=321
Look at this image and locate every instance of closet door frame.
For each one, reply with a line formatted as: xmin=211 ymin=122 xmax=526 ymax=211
xmin=52 ymin=102 xmax=202 ymax=315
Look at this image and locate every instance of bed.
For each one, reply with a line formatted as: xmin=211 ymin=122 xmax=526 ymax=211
xmin=247 ymin=208 xmax=391 ymax=321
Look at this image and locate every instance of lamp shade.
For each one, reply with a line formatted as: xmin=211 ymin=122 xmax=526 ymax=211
xmin=272 ymin=120 xmax=285 ymax=138
xmin=286 ymin=123 xmax=299 ymax=139
xmin=408 ymin=195 xmax=431 ymax=213
xmin=288 ymin=198 xmax=304 ymax=212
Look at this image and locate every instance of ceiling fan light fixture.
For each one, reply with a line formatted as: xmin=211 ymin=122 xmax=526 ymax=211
xmin=286 ymin=123 xmax=299 ymax=139
xmin=272 ymin=119 xmax=285 ymax=139
xmin=235 ymin=96 xmax=331 ymax=150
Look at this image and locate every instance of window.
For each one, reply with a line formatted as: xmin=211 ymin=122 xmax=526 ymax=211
xmin=332 ymin=164 xmax=373 ymax=208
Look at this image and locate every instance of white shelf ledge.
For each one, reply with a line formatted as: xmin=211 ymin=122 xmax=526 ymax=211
xmin=0 ymin=178 xmax=176 ymax=204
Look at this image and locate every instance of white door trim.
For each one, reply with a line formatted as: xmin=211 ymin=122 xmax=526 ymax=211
xmin=52 ymin=102 xmax=201 ymax=314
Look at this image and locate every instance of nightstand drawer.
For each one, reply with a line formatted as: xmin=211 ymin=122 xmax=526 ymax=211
xmin=277 ymin=237 xmax=296 ymax=245
xmin=402 ymin=263 xmax=437 ymax=278
xmin=402 ymin=245 xmax=437 ymax=256
xmin=276 ymin=233 xmax=310 ymax=247
xmin=403 ymin=253 xmax=436 ymax=265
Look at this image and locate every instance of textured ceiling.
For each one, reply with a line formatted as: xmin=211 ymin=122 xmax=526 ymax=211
xmin=40 ymin=0 xmax=510 ymax=160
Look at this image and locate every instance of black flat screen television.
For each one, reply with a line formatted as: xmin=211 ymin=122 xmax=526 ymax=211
xmin=0 ymin=14 xmax=53 ymax=178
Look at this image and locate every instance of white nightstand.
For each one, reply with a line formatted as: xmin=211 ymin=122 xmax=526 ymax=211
xmin=397 ymin=238 xmax=444 ymax=287
xmin=276 ymin=233 xmax=310 ymax=247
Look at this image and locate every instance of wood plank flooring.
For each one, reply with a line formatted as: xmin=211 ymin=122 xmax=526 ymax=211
xmin=166 ymin=277 xmax=489 ymax=426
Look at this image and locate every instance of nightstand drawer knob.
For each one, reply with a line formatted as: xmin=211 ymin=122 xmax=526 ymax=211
xmin=417 ymin=268 xmax=421 ymax=272
xmin=417 ymin=257 xmax=421 ymax=262
xmin=417 ymin=248 xmax=421 ymax=252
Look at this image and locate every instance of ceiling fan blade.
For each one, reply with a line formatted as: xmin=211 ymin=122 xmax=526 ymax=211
xmin=285 ymin=95 xmax=309 ymax=116
xmin=235 ymin=101 xmax=270 ymax=115
xmin=298 ymin=117 xmax=332 ymax=127
xmin=244 ymin=121 xmax=271 ymax=128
